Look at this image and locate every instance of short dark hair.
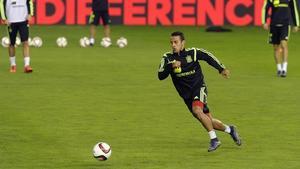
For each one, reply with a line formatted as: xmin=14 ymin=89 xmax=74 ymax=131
xmin=171 ymin=31 xmax=185 ymax=41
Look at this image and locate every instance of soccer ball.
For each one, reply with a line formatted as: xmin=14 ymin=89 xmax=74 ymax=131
xmin=56 ymin=37 xmax=68 ymax=47
xmin=1 ymin=36 xmax=10 ymax=48
xmin=92 ymin=142 xmax=112 ymax=161
xmin=100 ymin=37 xmax=112 ymax=48
xmin=116 ymin=37 xmax=128 ymax=48
xmin=79 ymin=37 xmax=90 ymax=47
xmin=32 ymin=37 xmax=43 ymax=47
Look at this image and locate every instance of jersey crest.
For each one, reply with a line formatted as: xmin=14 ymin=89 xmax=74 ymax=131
xmin=186 ymin=55 xmax=193 ymax=63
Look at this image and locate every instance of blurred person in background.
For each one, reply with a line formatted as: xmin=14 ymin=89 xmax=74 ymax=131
xmin=262 ymin=0 xmax=300 ymax=77
xmin=89 ymin=0 xmax=111 ymax=46
xmin=0 ymin=0 xmax=34 ymax=73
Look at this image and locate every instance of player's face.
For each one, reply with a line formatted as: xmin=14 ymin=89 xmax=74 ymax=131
xmin=170 ymin=36 xmax=185 ymax=53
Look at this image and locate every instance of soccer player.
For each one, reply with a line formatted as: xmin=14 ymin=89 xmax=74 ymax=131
xmin=0 ymin=0 xmax=33 ymax=73
xmin=262 ymin=0 xmax=300 ymax=77
xmin=89 ymin=0 xmax=111 ymax=46
xmin=158 ymin=31 xmax=242 ymax=152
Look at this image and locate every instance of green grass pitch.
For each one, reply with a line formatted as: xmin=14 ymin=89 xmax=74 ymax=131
xmin=0 ymin=26 xmax=300 ymax=169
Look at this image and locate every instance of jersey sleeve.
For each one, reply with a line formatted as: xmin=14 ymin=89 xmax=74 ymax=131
xmin=289 ymin=0 xmax=300 ymax=26
xmin=27 ymin=0 xmax=34 ymax=16
xmin=195 ymin=48 xmax=226 ymax=73
xmin=261 ymin=0 xmax=271 ymax=25
xmin=158 ymin=54 xmax=173 ymax=80
xmin=0 ymin=0 xmax=7 ymax=20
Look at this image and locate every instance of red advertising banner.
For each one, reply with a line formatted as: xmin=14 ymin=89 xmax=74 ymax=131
xmin=31 ymin=0 xmax=265 ymax=26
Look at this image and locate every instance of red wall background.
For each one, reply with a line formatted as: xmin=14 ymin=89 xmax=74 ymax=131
xmin=31 ymin=0 xmax=265 ymax=26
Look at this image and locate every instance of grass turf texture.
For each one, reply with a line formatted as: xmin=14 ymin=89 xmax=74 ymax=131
xmin=0 ymin=26 xmax=300 ymax=169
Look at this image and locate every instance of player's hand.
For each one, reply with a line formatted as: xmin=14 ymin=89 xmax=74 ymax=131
xmin=263 ymin=24 xmax=269 ymax=30
xmin=1 ymin=19 xmax=8 ymax=25
xmin=27 ymin=15 xmax=32 ymax=22
xmin=221 ymin=69 xmax=230 ymax=79
xmin=292 ymin=26 xmax=299 ymax=32
xmin=172 ymin=60 xmax=181 ymax=68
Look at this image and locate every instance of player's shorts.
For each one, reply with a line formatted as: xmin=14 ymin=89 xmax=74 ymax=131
xmin=89 ymin=10 xmax=111 ymax=26
xmin=269 ymin=25 xmax=290 ymax=44
xmin=184 ymin=86 xmax=210 ymax=114
xmin=7 ymin=21 xmax=29 ymax=46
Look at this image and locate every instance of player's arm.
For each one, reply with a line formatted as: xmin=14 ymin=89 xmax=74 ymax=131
xmin=262 ymin=0 xmax=271 ymax=30
xmin=158 ymin=55 xmax=172 ymax=80
xmin=26 ymin=0 xmax=34 ymax=21
xmin=0 ymin=0 xmax=7 ymax=23
xmin=196 ymin=48 xmax=229 ymax=78
xmin=289 ymin=0 xmax=300 ymax=31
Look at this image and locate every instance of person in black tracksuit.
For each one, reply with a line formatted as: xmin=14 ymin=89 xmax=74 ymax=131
xmin=89 ymin=0 xmax=111 ymax=46
xmin=262 ymin=0 xmax=300 ymax=77
xmin=158 ymin=31 xmax=242 ymax=152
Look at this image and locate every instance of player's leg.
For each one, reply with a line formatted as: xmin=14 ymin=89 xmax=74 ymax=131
xmin=101 ymin=11 xmax=111 ymax=38
xmin=280 ymin=40 xmax=288 ymax=77
xmin=205 ymin=112 xmax=226 ymax=131
xmin=273 ymin=44 xmax=281 ymax=63
xmin=90 ymin=25 xmax=96 ymax=45
xmin=206 ymin=112 xmax=242 ymax=146
xmin=190 ymin=86 xmax=220 ymax=152
xmin=270 ymin=26 xmax=282 ymax=76
xmin=191 ymin=103 xmax=214 ymax=132
xmin=279 ymin=25 xmax=290 ymax=77
xmin=273 ymin=44 xmax=282 ymax=76
xmin=8 ymin=23 xmax=17 ymax=73
xmin=280 ymin=40 xmax=288 ymax=63
xmin=89 ymin=11 xmax=100 ymax=46
xmin=19 ymin=21 xmax=32 ymax=73
xmin=191 ymin=101 xmax=221 ymax=152
xmin=104 ymin=25 xmax=110 ymax=38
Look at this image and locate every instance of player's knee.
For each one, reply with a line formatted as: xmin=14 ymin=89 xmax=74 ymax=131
xmin=23 ymin=41 xmax=29 ymax=46
xmin=280 ymin=43 xmax=288 ymax=49
xmin=192 ymin=106 xmax=204 ymax=118
xmin=273 ymin=45 xmax=280 ymax=51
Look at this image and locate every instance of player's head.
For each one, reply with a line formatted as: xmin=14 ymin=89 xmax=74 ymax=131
xmin=170 ymin=31 xmax=185 ymax=53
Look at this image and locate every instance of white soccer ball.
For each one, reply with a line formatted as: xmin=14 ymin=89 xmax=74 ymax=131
xmin=92 ymin=142 xmax=112 ymax=161
xmin=101 ymin=37 xmax=112 ymax=48
xmin=1 ymin=36 xmax=10 ymax=48
xmin=116 ymin=37 xmax=128 ymax=48
xmin=79 ymin=37 xmax=90 ymax=47
xmin=56 ymin=37 xmax=68 ymax=47
xmin=79 ymin=38 xmax=86 ymax=47
xmin=32 ymin=37 xmax=43 ymax=47
xmin=83 ymin=37 xmax=90 ymax=46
